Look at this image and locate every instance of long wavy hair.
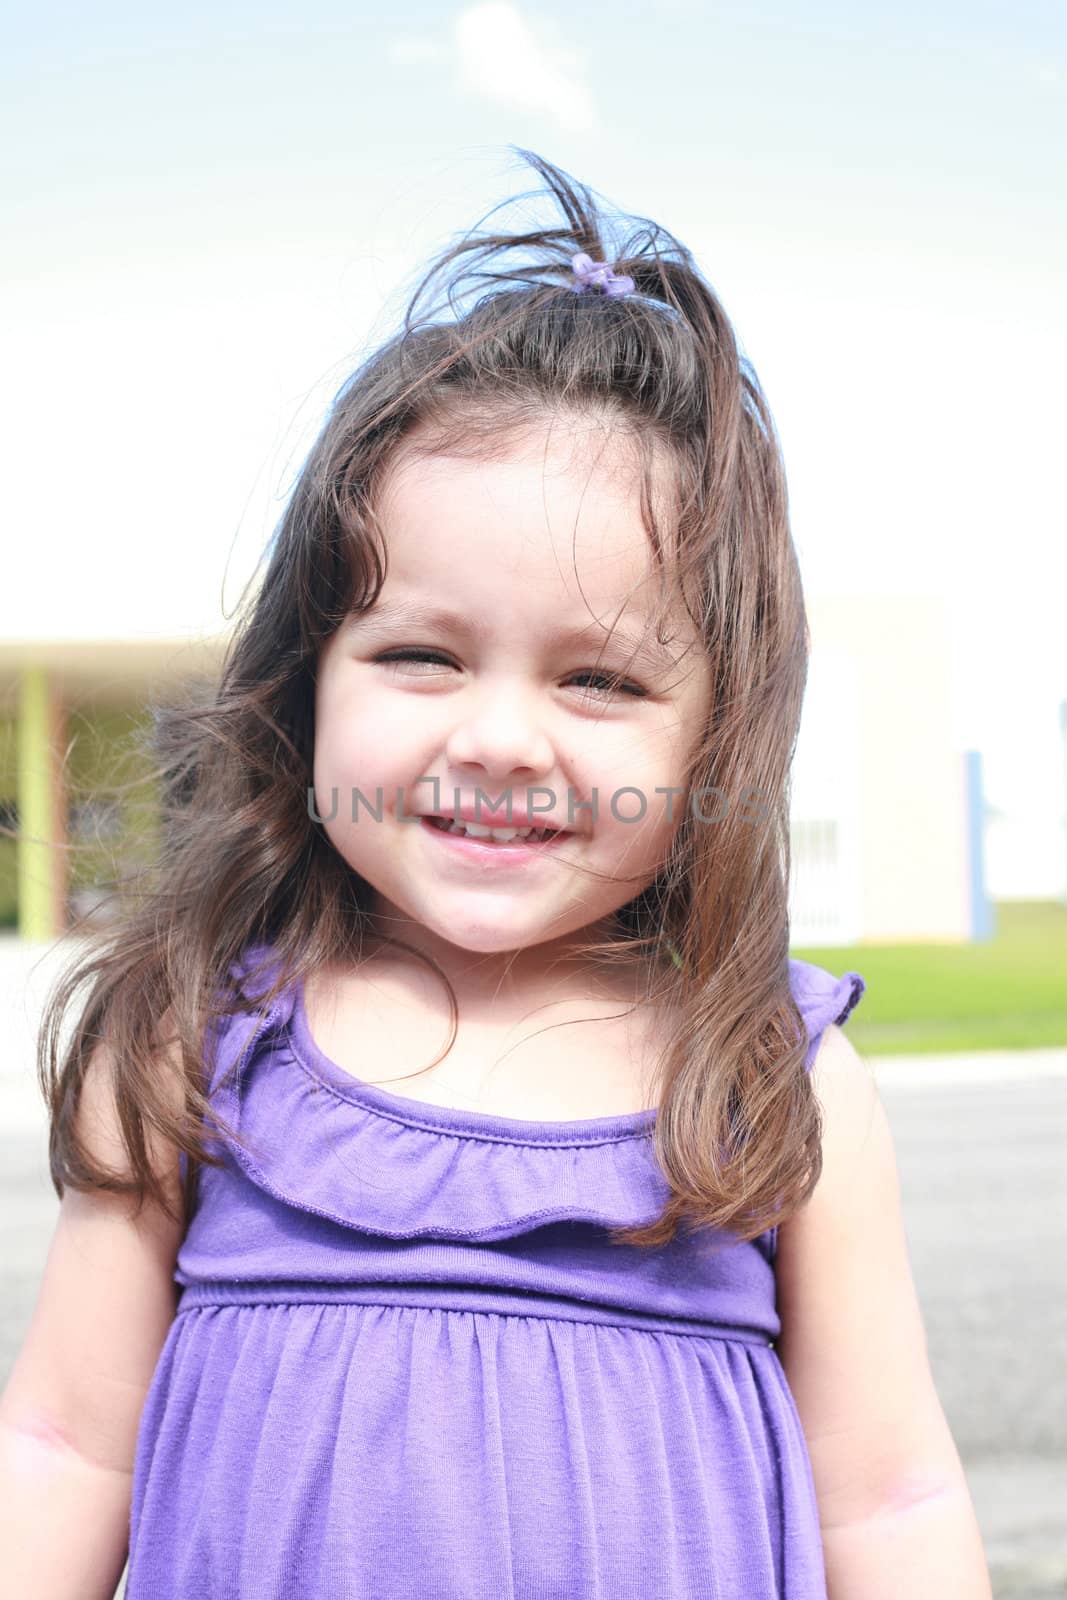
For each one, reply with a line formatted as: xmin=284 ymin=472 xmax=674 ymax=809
xmin=37 ymin=147 xmax=818 ymax=1252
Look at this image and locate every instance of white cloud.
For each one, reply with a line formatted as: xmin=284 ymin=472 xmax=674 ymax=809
xmin=453 ymin=3 xmax=597 ymax=131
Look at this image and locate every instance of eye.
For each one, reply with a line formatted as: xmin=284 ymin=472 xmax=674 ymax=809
xmin=568 ymin=671 xmax=648 ymax=700
xmin=374 ymin=649 xmax=455 ymax=673
xmin=373 ymin=650 xmax=647 ymax=699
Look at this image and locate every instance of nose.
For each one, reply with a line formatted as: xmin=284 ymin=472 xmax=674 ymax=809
xmin=444 ymin=676 xmax=556 ymax=782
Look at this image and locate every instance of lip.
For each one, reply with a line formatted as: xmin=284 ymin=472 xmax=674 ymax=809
xmin=420 ymin=815 xmax=572 ymax=863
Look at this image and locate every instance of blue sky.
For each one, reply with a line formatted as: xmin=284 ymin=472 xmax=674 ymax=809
xmin=3 ymin=1 xmax=1065 ymax=878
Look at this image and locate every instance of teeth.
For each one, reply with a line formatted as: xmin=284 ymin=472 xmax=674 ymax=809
xmin=440 ymin=820 xmax=552 ymax=842
xmin=448 ymin=821 xmax=533 ymax=841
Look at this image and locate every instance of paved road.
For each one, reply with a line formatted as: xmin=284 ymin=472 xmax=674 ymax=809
xmin=875 ymin=1074 xmax=1067 ymax=1598
xmin=1 ymin=938 xmax=1065 ymax=1596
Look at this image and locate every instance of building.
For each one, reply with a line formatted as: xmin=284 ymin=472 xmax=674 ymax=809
xmin=791 ymin=594 xmax=992 ymax=944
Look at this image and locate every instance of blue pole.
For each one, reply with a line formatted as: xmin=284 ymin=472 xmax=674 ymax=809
xmin=965 ymin=749 xmax=994 ymax=940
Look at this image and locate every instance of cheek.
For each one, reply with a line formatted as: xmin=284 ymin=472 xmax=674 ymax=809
xmin=313 ymin=683 xmax=411 ymax=786
xmin=598 ymin=727 xmax=697 ymax=847
xmin=596 ymin=718 xmax=691 ymax=795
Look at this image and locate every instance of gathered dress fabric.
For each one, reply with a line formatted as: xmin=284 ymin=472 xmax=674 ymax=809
xmin=125 ymin=946 xmax=866 ymax=1600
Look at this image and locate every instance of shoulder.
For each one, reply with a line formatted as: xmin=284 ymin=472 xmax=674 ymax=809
xmin=774 ymin=1026 xmax=960 ymax=1514
xmin=775 ymin=1021 xmax=890 ymax=1314
xmin=776 ymin=1022 xmax=885 ymax=1294
xmin=809 ymin=1018 xmax=879 ymax=1139
xmin=71 ymin=1001 xmax=188 ymax=1213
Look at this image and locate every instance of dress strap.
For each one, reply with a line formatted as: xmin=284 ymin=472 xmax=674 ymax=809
xmin=788 ymin=958 xmax=867 ymax=1072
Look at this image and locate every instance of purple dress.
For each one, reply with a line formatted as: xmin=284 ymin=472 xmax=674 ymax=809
xmin=126 ymin=945 xmax=865 ymax=1599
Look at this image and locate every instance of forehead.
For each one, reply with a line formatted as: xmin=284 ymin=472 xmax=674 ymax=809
xmin=373 ymin=422 xmax=681 ymax=612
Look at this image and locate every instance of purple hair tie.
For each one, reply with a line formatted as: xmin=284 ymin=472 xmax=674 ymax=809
xmin=570 ymin=251 xmax=635 ymax=298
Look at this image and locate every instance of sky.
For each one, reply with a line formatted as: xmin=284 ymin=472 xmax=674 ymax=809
xmin=3 ymin=1 xmax=1065 ymax=890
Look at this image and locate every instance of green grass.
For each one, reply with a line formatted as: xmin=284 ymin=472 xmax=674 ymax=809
xmin=791 ymin=899 xmax=1067 ymax=1054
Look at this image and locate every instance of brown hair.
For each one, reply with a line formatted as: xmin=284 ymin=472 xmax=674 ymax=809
xmin=37 ymin=148 xmax=819 ymax=1252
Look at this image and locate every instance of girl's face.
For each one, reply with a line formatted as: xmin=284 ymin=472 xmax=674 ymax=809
xmin=313 ymin=424 xmax=712 ymax=976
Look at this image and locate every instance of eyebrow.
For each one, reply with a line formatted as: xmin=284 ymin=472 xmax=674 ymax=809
xmin=350 ymin=599 xmax=683 ymax=674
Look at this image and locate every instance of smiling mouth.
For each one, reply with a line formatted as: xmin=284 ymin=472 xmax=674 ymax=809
xmin=425 ymin=816 xmax=570 ymax=845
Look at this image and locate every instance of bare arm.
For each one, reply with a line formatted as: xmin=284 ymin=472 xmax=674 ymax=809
xmin=775 ymin=1024 xmax=993 ymax=1600
xmin=819 ymin=1479 xmax=994 ymax=1599
xmin=0 ymin=1029 xmax=185 ymax=1600
xmin=0 ymin=1344 xmax=158 ymax=1600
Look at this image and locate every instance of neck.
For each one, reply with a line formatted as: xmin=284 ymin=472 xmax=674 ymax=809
xmin=356 ymin=910 xmax=649 ymax=1019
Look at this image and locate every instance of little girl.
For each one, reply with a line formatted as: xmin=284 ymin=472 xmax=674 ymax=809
xmin=1 ymin=150 xmax=991 ymax=1599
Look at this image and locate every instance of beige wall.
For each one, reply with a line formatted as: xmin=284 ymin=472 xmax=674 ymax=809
xmin=808 ymin=595 xmax=970 ymax=944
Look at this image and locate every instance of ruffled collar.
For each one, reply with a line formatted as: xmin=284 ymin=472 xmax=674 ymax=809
xmin=199 ymin=943 xmax=864 ymax=1243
